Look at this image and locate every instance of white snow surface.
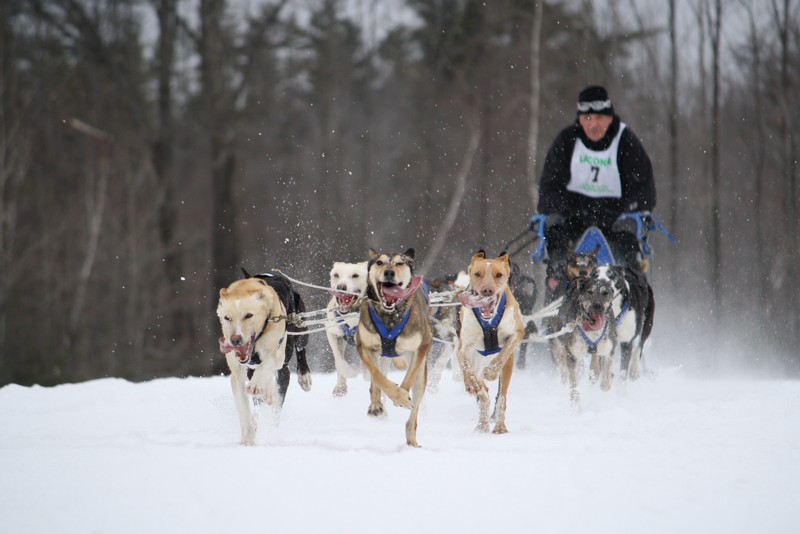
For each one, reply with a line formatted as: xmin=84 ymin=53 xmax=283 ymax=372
xmin=2 ymin=360 xmax=799 ymax=534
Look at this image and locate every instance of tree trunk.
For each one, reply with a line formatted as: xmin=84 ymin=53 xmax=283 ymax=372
xmin=709 ymin=0 xmax=722 ymax=307
xmin=526 ymin=0 xmax=543 ymax=208
xmin=200 ymin=0 xmax=240 ymax=294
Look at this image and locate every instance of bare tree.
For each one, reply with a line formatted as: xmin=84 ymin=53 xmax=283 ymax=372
xmin=526 ymin=0 xmax=544 ymax=207
xmin=708 ymin=0 xmax=723 ymax=306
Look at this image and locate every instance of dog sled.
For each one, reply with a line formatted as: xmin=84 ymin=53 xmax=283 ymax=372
xmin=528 ymin=210 xmax=676 ymax=272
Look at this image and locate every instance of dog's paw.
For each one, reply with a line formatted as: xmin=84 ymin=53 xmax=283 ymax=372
xmin=367 ymin=403 xmax=385 ymax=417
xmin=463 ymin=373 xmax=481 ymax=395
xmin=492 ymin=422 xmax=509 ymax=435
xmin=390 ymin=388 xmax=412 ymax=409
xmin=482 ymin=363 xmax=500 ymax=382
xmin=247 ymin=383 xmax=276 ymax=406
xmin=298 ymin=372 xmax=312 ymax=392
xmin=475 ymin=420 xmax=490 ymax=433
xmin=332 ymin=383 xmax=348 ymax=397
xmin=392 ymin=359 xmax=408 ymax=371
xmin=601 ymin=374 xmax=614 ymax=392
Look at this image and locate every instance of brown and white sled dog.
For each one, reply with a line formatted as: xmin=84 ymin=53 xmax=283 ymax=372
xmin=456 ymin=251 xmax=524 ymax=434
xmin=217 ymin=272 xmax=311 ymax=445
xmin=325 ymin=261 xmax=369 ymax=397
xmin=356 ymin=248 xmax=432 ymax=447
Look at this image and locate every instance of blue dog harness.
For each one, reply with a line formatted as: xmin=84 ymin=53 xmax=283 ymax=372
xmin=472 ymin=292 xmax=507 ymax=356
xmin=368 ymin=305 xmax=412 ymax=357
xmin=577 ymin=322 xmax=607 ymax=355
xmin=367 ymin=280 xmax=428 ymax=357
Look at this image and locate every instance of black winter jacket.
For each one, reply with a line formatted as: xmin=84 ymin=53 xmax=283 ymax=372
xmin=537 ymin=115 xmax=656 ymax=234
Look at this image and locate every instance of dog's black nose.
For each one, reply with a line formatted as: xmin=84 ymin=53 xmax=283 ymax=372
xmin=383 ymin=269 xmax=395 ymax=279
xmin=591 ymin=303 xmax=603 ymax=314
xmin=231 ymin=335 xmax=243 ymax=346
xmin=481 ymin=288 xmax=494 ymax=297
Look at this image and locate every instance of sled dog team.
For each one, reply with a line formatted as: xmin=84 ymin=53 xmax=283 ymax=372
xmin=217 ymin=248 xmax=653 ymax=446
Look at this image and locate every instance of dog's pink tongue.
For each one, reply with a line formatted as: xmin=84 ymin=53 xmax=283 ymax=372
xmin=218 ymin=337 xmax=251 ymax=362
xmin=382 ymin=275 xmax=423 ymax=300
xmin=328 ymin=290 xmax=357 ymax=307
xmin=457 ymin=292 xmax=495 ymax=310
xmin=581 ymin=312 xmax=606 ymax=332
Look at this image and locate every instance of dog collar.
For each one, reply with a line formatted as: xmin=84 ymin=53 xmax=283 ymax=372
xmin=368 ymin=305 xmax=412 ymax=357
xmin=472 ymin=293 xmax=506 ymax=356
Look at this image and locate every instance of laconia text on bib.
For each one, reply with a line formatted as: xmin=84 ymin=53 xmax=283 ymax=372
xmin=568 ymin=123 xmax=626 ymax=198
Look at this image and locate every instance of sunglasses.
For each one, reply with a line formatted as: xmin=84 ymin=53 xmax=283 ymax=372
xmin=576 ymin=99 xmax=612 ymax=112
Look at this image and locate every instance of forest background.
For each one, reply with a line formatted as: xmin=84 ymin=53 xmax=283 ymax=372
xmin=1 ymin=0 xmax=797 ymax=386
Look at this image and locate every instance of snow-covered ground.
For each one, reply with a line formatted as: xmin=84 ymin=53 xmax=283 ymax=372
xmin=2 ymin=351 xmax=799 ymax=534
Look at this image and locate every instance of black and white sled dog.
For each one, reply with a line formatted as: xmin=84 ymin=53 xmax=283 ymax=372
xmin=325 ymin=261 xmax=368 ymax=397
xmin=554 ymin=274 xmax=617 ymax=404
xmin=593 ymin=264 xmax=655 ymax=379
xmin=217 ymin=269 xmax=312 ymax=445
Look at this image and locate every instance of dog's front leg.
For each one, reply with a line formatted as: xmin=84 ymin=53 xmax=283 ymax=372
xmin=566 ymin=349 xmax=581 ymax=406
xmin=247 ymin=360 xmax=279 ymax=407
xmin=328 ymin=333 xmax=350 ymax=397
xmin=226 ymin=353 xmax=256 ymax=445
xmin=405 ymin=349 xmax=430 ymax=447
xmin=482 ymin=343 xmax=516 ymax=382
xmin=357 ymin=346 xmax=412 ymax=411
xmin=492 ymin=353 xmax=515 ymax=434
xmin=600 ymin=352 xmax=614 ymax=391
xmin=294 ymin=341 xmax=313 ymax=392
xmin=627 ymin=339 xmax=643 ymax=380
xmin=457 ymin=346 xmax=484 ymax=396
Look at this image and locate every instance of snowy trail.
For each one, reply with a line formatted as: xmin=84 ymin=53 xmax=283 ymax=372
xmin=1 ymin=363 xmax=799 ymax=533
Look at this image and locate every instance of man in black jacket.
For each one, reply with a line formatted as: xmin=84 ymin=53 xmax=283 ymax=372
xmin=537 ymin=85 xmax=656 ymax=269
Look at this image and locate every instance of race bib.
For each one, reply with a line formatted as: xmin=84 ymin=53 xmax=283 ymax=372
xmin=567 ymin=123 xmax=625 ymax=198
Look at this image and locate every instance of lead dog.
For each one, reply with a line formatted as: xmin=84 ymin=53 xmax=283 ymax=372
xmin=326 ymin=261 xmax=369 ymax=397
xmin=556 ymin=275 xmax=617 ymax=404
xmin=594 ymin=264 xmax=655 ymax=379
xmin=456 ymin=251 xmax=524 ymax=434
xmin=356 ymin=248 xmax=432 ymax=447
xmin=217 ymin=270 xmax=311 ymax=445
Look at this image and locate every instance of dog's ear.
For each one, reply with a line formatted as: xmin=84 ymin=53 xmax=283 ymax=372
xmin=404 ymin=248 xmax=415 ymax=260
xmin=472 ymin=250 xmax=486 ymax=261
xmin=240 ymin=267 xmax=252 ymax=279
xmin=498 ymin=251 xmax=510 ymax=263
xmin=219 ymin=288 xmax=228 ymax=298
xmin=589 ymin=244 xmax=601 ymax=257
xmin=368 ymin=248 xmax=379 ymax=260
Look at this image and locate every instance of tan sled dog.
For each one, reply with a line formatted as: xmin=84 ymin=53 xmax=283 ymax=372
xmin=456 ymin=251 xmax=524 ymax=434
xmin=217 ymin=276 xmax=294 ymax=445
xmin=356 ymin=248 xmax=432 ymax=447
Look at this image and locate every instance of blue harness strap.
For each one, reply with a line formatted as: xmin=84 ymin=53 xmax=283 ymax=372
xmin=472 ymin=293 xmax=507 ymax=356
xmin=368 ymin=305 xmax=412 ymax=357
xmin=615 ymin=299 xmax=630 ymax=326
xmin=334 ymin=309 xmax=358 ymax=345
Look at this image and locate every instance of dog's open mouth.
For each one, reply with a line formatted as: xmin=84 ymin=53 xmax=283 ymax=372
xmin=458 ymin=291 xmax=499 ymax=319
xmin=377 ymin=276 xmax=422 ymax=310
xmin=378 ymin=282 xmax=405 ymax=310
xmin=218 ymin=337 xmax=255 ymax=363
xmin=581 ymin=311 xmax=606 ymax=332
xmin=329 ymin=290 xmax=359 ymax=308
